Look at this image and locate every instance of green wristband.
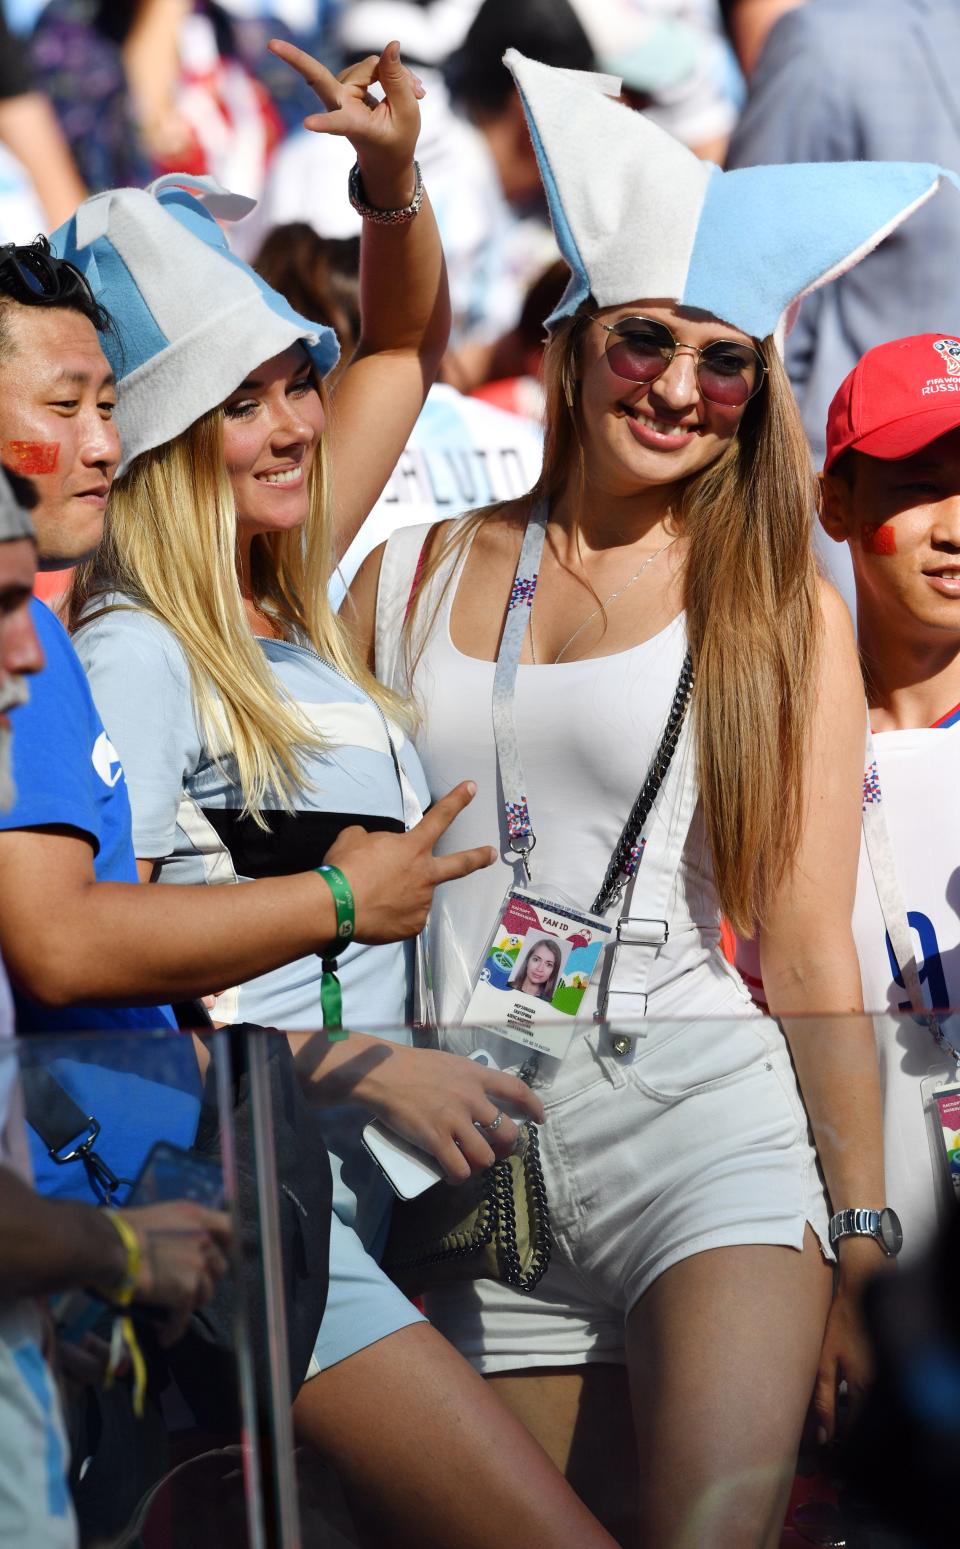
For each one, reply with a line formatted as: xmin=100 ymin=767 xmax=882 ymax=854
xmin=315 ymin=864 xmax=355 ymax=953
xmin=315 ymin=865 xmax=355 ymax=1038
xmin=320 ymin=956 xmax=345 ymax=1034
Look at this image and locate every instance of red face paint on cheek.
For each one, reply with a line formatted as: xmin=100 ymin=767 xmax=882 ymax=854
xmin=861 ymin=523 xmax=897 ymax=556
xmin=2 ymin=440 xmax=60 ymax=475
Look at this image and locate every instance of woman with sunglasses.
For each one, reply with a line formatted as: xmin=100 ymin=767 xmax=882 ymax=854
xmin=347 ymin=53 xmax=955 ymax=1547
xmin=58 ymin=40 xmax=617 ymax=1549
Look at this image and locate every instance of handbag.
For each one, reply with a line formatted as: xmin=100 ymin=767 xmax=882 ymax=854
xmin=383 ymin=1120 xmax=551 ymax=1295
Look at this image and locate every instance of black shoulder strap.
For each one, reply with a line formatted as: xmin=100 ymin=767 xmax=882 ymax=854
xmin=591 ymin=650 xmax=694 ymax=916
xmin=20 ymin=1063 xmax=126 ymax=1202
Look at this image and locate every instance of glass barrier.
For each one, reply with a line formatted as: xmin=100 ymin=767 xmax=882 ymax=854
xmin=0 ymin=1025 xmax=299 ymax=1549
xmin=3 ymin=1012 xmax=956 ymax=1549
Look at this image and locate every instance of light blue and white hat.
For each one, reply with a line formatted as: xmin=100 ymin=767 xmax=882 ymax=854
xmin=51 ymin=174 xmax=341 ymax=476
xmin=505 ymin=50 xmax=960 ymax=342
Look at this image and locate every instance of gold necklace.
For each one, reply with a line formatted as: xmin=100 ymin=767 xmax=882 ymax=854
xmin=530 ymin=535 xmax=678 ymax=665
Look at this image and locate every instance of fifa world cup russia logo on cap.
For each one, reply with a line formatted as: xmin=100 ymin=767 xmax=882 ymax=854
xmin=826 ymin=333 xmax=960 ymax=470
xmin=932 ymin=338 xmax=960 ymax=375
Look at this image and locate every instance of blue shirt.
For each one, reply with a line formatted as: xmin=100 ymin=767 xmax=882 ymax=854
xmin=1 ymin=601 xmax=199 ymax=1201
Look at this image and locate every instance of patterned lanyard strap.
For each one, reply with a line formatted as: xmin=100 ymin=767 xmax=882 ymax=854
xmin=492 ymin=502 xmax=694 ymax=902
xmin=492 ymin=501 xmax=548 ymax=878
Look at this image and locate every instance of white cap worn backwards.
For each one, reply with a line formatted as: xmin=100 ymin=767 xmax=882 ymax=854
xmin=51 ymin=174 xmax=341 ymax=476
xmin=505 ymin=50 xmax=960 ymax=342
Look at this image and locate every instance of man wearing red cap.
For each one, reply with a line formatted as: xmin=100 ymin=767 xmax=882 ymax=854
xmin=819 ymin=333 xmax=960 ymax=1261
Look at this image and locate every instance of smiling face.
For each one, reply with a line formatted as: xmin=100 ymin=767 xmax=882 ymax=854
xmin=222 ymin=344 xmax=325 ymax=541
xmin=0 ymin=306 xmax=120 ymax=567
xmin=574 ymin=300 xmax=756 ymax=499
xmin=821 ymin=431 xmax=960 ymax=641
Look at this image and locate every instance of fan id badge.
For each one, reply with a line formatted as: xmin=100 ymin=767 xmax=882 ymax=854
xmin=921 ymin=1073 xmax=960 ymax=1209
xmin=462 ymin=886 xmax=612 ymax=1079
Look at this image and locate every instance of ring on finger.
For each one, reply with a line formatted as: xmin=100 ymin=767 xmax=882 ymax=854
xmin=475 ymin=1109 xmax=504 ymax=1134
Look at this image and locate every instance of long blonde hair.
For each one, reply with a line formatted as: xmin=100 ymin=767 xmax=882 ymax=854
xmin=405 ymin=307 xmax=820 ymax=935
xmin=68 ymin=390 xmax=409 ymax=822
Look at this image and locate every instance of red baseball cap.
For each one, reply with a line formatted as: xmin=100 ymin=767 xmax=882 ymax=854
xmin=824 ymin=333 xmax=960 ymax=472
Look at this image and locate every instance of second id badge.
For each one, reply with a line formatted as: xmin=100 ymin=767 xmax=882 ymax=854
xmin=460 ymin=885 xmax=612 ymax=1084
xmin=921 ymin=1072 xmax=960 ymax=1212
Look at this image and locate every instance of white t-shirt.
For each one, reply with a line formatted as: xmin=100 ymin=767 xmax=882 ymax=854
xmin=736 ymin=710 xmax=960 ymax=1262
xmin=853 ymin=715 xmax=960 ymax=1260
xmin=329 ymin=383 xmax=543 ymax=609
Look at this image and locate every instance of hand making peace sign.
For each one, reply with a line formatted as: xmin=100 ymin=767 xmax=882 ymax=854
xmin=268 ymin=37 xmax=425 ymax=203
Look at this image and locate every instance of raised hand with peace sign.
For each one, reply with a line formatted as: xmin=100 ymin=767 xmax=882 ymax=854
xmin=268 ymin=38 xmax=425 ymax=210
xmin=266 ymin=36 xmax=450 ymax=557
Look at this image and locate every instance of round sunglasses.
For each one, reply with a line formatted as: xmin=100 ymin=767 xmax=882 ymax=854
xmin=591 ymin=315 xmax=767 ymax=407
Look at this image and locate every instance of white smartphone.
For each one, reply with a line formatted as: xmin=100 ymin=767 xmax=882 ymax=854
xmin=361 ymin=1049 xmax=500 ymax=1200
xmin=361 ymin=1121 xmax=446 ymax=1200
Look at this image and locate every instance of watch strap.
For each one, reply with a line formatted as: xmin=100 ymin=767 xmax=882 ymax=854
xmin=348 ymin=160 xmax=425 ymax=225
xmin=829 ymin=1207 xmax=882 ymax=1243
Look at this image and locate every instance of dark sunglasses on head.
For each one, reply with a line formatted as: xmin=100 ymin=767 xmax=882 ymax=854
xmin=592 ymin=314 xmax=767 ymax=407
xmin=0 ymin=241 xmax=92 ymax=306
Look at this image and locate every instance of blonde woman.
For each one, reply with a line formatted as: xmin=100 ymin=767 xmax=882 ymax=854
xmin=348 ymin=53 xmax=955 ymax=1548
xmin=60 ymin=41 xmax=617 ymax=1549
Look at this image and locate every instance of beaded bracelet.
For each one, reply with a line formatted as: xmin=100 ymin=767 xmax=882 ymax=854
xmin=348 ymin=159 xmax=425 ymax=225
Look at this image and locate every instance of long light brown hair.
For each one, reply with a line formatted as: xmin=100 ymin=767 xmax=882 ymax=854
xmin=68 ymin=392 xmax=409 ymax=823
xmin=404 ymin=305 xmax=820 ymax=935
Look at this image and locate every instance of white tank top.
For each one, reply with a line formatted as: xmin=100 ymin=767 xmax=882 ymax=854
xmin=377 ymin=520 xmax=753 ymax=1027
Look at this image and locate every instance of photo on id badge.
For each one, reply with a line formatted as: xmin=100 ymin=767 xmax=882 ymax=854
xmin=465 ymin=888 xmax=612 ymax=1069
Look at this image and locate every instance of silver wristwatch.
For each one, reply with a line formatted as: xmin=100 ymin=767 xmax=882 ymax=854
xmin=348 ymin=160 xmax=425 ymax=225
xmin=828 ymin=1206 xmax=903 ymax=1258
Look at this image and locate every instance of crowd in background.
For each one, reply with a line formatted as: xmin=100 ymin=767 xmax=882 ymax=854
xmin=2 ymin=2 xmax=808 ymax=613
xmin=3 ymin=0 xmax=956 ymax=610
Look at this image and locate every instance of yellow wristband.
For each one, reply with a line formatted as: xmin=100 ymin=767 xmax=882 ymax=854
xmin=101 ymin=1210 xmax=140 ymax=1307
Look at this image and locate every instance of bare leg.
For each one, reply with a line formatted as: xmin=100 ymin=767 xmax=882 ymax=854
xmin=486 ymin=1366 xmax=637 ymax=1546
xmin=292 ymin=1322 xmax=619 ymax=1549
xmin=627 ymin=1226 xmax=832 ymax=1549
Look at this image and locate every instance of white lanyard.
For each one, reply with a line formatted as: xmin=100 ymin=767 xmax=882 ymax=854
xmin=491 ymin=500 xmax=548 ymax=877
xmin=491 ymin=502 xmax=694 ymax=905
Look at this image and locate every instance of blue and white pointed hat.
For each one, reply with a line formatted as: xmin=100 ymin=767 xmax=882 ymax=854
xmin=51 ymin=174 xmax=340 ymax=476
xmin=505 ymin=50 xmax=960 ymax=341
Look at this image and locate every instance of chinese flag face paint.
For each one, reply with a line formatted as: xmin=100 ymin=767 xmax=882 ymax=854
xmin=861 ymin=522 xmax=897 ymax=556
xmin=1 ymin=441 xmax=59 ymax=476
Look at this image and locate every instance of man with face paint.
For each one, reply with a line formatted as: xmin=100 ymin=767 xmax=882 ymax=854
xmin=740 ymin=334 xmax=960 ymax=1265
xmin=817 ymin=335 xmax=960 ymax=1263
